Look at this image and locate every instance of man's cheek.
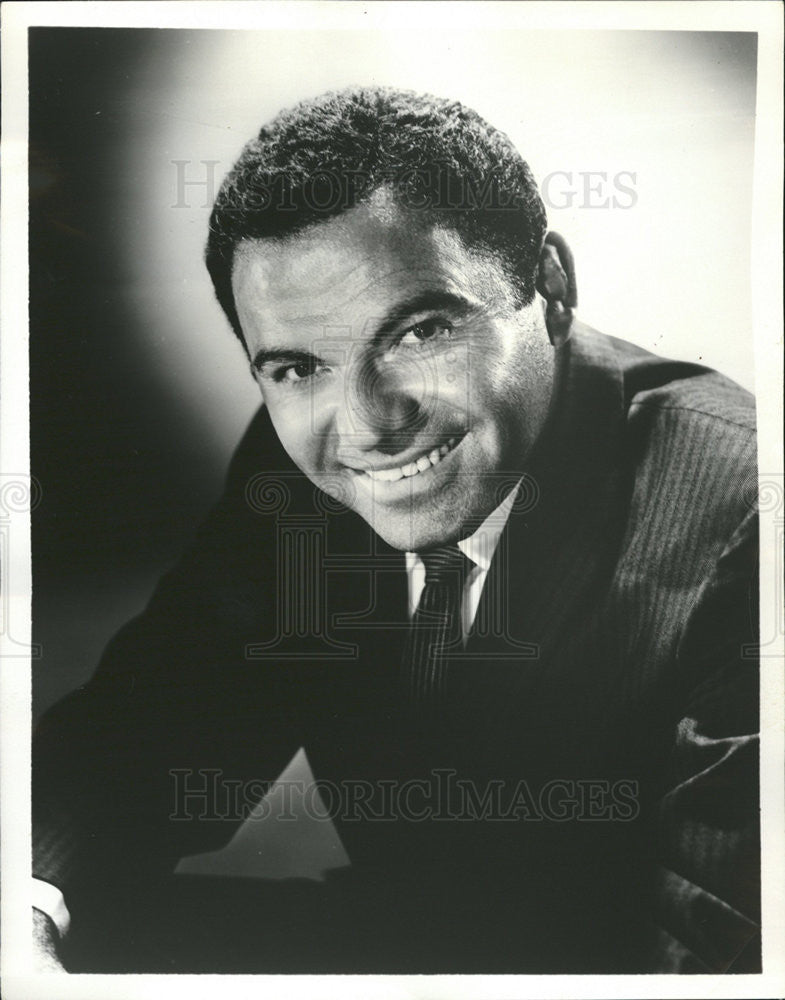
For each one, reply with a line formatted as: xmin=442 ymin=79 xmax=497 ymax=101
xmin=430 ymin=362 xmax=472 ymax=423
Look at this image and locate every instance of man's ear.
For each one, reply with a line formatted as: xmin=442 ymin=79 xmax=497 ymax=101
xmin=536 ymin=231 xmax=577 ymax=347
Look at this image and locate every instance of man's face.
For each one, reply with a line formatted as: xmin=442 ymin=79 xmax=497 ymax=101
xmin=232 ymin=193 xmax=555 ymax=551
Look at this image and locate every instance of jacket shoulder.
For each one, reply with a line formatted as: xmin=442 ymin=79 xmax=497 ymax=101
xmin=602 ymin=331 xmax=756 ymax=434
xmin=599 ymin=332 xmax=757 ymax=536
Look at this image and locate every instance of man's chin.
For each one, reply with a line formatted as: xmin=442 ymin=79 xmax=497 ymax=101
xmin=358 ymin=506 xmax=464 ymax=553
xmin=326 ymin=469 xmax=502 ymax=551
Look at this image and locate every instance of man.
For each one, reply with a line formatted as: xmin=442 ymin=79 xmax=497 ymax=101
xmin=33 ymin=87 xmax=759 ymax=974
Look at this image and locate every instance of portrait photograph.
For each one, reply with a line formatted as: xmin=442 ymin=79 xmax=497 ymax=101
xmin=1 ymin=2 xmax=783 ymax=998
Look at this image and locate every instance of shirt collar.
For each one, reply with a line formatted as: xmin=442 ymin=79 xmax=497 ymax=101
xmin=405 ymin=481 xmax=519 ymax=575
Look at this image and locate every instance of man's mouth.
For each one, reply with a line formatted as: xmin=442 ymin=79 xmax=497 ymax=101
xmin=360 ymin=436 xmax=461 ymax=483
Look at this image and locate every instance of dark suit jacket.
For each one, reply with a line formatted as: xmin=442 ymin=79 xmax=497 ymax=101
xmin=33 ymin=324 xmax=760 ymax=973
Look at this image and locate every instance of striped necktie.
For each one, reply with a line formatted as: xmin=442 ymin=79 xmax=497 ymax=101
xmin=401 ymin=544 xmax=475 ymax=716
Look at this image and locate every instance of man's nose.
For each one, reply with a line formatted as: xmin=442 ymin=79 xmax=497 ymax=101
xmin=334 ymin=356 xmax=427 ymax=454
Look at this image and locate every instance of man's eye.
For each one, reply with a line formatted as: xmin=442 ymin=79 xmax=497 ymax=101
xmin=398 ymin=319 xmax=453 ymax=348
xmin=286 ymin=362 xmax=314 ymax=381
xmin=262 ymin=361 xmax=327 ymax=385
xmin=275 ymin=361 xmax=321 ymax=384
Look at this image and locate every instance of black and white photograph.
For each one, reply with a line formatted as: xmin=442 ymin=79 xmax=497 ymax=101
xmin=1 ymin=2 xmax=783 ymax=996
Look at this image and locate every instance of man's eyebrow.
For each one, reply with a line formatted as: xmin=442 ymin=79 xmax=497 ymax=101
xmin=373 ymin=291 xmax=475 ymax=340
xmin=251 ymin=292 xmax=476 ymax=372
xmin=251 ymin=347 xmax=322 ymax=373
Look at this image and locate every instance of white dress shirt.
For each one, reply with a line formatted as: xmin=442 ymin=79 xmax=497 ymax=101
xmin=405 ymin=482 xmax=519 ymax=642
xmin=34 ymin=483 xmax=519 ymax=937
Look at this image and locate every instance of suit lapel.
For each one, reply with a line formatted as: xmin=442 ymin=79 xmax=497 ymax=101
xmin=456 ymin=325 xmax=630 ymax=745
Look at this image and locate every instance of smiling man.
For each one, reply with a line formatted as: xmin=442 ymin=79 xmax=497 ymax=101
xmin=232 ymin=188 xmax=554 ymax=551
xmin=33 ymin=87 xmax=760 ymax=974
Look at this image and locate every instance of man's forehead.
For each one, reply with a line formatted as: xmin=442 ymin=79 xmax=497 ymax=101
xmin=234 ymin=198 xmax=439 ymax=277
xmin=231 ymin=200 xmax=515 ymax=328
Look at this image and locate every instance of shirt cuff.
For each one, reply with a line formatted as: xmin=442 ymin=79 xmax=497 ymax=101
xmin=32 ymin=878 xmax=71 ymax=939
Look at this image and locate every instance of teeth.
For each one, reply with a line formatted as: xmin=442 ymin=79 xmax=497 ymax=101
xmin=376 ymin=467 xmax=403 ymax=482
xmin=364 ymin=435 xmax=461 ymax=483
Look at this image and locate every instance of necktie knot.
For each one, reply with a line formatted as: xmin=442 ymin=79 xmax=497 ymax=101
xmin=419 ymin=544 xmax=475 ymax=588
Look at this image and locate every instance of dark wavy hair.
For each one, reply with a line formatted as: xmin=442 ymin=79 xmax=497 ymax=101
xmin=206 ymin=87 xmax=547 ymax=347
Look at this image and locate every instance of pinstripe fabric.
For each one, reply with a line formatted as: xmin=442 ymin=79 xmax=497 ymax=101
xmin=32 ymin=325 xmax=760 ymax=973
xmin=400 ymin=545 xmax=474 ymax=714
